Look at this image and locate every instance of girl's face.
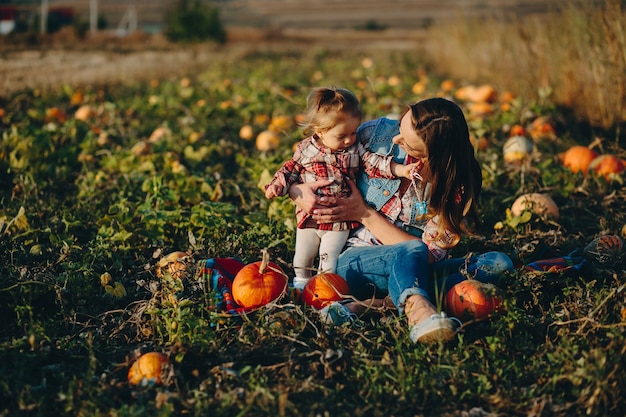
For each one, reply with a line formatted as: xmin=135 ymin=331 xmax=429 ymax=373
xmin=392 ymin=112 xmax=428 ymax=160
xmin=316 ymin=116 xmax=360 ymax=152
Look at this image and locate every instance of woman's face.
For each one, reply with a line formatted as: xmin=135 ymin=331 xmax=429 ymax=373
xmin=392 ymin=112 xmax=427 ymax=159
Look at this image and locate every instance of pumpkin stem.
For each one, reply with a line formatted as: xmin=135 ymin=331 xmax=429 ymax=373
xmin=259 ymin=248 xmax=269 ymax=274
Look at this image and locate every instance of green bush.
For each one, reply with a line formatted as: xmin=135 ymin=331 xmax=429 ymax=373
xmin=164 ymin=0 xmax=226 ymax=44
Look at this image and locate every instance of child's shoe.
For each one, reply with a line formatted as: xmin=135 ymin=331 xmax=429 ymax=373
xmin=292 ymin=277 xmax=309 ymax=291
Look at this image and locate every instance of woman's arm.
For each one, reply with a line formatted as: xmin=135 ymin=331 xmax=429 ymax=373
xmin=311 ymin=180 xmax=418 ymax=245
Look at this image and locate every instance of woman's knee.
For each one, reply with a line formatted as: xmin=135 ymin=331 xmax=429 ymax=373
xmin=397 ymin=239 xmax=429 ymax=260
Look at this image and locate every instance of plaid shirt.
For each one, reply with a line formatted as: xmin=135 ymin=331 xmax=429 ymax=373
xmin=265 ymin=134 xmax=395 ymax=231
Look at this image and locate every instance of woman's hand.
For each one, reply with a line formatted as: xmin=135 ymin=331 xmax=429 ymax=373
xmin=311 ymin=179 xmax=372 ymax=224
xmin=288 ymin=180 xmax=336 ymax=214
xmin=314 ymin=179 xmax=419 ymax=245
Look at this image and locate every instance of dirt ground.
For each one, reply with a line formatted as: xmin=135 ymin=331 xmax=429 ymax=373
xmin=0 ymin=27 xmax=428 ymax=96
xmin=0 ymin=0 xmax=560 ymax=96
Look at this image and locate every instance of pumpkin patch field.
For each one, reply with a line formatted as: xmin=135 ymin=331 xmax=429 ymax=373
xmin=1 ymin=39 xmax=626 ymax=416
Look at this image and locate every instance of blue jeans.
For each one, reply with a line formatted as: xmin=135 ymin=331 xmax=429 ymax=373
xmin=336 ymin=241 xmax=513 ymax=313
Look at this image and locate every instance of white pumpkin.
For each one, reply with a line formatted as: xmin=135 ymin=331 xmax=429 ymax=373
xmin=511 ymin=193 xmax=559 ymax=219
xmin=503 ymin=135 xmax=533 ymax=164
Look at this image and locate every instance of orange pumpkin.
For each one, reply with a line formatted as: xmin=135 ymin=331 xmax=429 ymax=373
xmin=588 ymin=154 xmax=626 ymax=180
xmin=268 ymin=115 xmax=294 ymax=133
xmin=231 ymin=250 xmax=287 ymax=310
xmin=128 ymin=352 xmax=169 ymax=385
xmin=74 ymin=104 xmax=95 ymax=122
xmin=467 ymin=101 xmax=494 ymax=117
xmin=527 ymin=116 xmax=556 ymax=141
xmin=302 ymin=272 xmax=351 ymax=310
xmin=561 ymin=145 xmax=599 ymax=174
xmin=239 ymin=124 xmax=254 ymax=141
xmin=255 ymin=130 xmax=281 ymax=152
xmin=445 ymin=280 xmax=503 ymax=323
xmin=509 ymin=124 xmax=527 ymax=137
xmin=45 ymin=107 xmax=67 ymax=124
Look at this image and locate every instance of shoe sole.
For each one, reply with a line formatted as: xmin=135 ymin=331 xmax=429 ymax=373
xmin=415 ymin=326 xmax=457 ymax=344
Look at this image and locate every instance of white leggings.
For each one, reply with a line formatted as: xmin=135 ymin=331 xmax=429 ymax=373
xmin=293 ymin=228 xmax=350 ymax=278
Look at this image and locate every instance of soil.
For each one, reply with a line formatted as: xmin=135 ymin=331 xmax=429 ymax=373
xmin=0 ymin=27 xmax=428 ymax=96
xmin=0 ymin=0 xmax=560 ymax=96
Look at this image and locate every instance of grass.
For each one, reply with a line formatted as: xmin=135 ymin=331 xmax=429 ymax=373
xmin=1 ymin=1 xmax=626 ymax=416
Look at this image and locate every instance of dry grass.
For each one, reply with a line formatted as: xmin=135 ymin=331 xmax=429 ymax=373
xmin=423 ymin=0 xmax=625 ymax=132
xmin=1 ymin=0 xmax=623 ymax=136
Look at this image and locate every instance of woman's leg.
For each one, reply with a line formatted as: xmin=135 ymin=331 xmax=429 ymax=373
xmin=336 ymin=240 xmax=430 ymax=313
xmin=429 ymin=251 xmax=514 ymax=299
xmin=318 ymin=230 xmax=350 ymax=273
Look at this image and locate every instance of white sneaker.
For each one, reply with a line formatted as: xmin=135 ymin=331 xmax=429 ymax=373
xmin=409 ymin=312 xmax=461 ymax=344
xmin=318 ymin=302 xmax=356 ymax=326
xmin=292 ymin=277 xmax=309 ymax=291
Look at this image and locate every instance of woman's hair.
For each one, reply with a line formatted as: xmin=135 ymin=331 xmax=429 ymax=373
xmin=408 ymin=97 xmax=482 ymax=245
xmin=300 ymin=86 xmax=362 ymax=136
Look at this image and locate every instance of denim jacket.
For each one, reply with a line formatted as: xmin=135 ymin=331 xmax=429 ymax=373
xmin=356 ymin=117 xmax=406 ymax=210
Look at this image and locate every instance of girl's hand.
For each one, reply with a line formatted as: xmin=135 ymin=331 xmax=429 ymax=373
xmin=391 ymin=158 xmax=426 ymax=180
xmin=288 ymin=180 xmax=336 ymax=214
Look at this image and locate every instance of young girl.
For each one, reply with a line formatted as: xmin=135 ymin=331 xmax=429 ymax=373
xmin=264 ymin=86 xmax=419 ymax=290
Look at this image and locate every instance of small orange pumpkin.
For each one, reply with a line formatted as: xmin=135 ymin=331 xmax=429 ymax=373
xmin=527 ymin=116 xmax=556 ymax=141
xmin=255 ymin=130 xmax=281 ymax=152
xmin=445 ymin=280 xmax=504 ymax=323
xmin=268 ymin=115 xmax=294 ymax=133
xmin=588 ymin=154 xmax=626 ymax=180
xmin=239 ymin=124 xmax=254 ymax=141
xmin=467 ymin=101 xmax=495 ymax=117
xmin=302 ymin=272 xmax=351 ymax=310
xmin=74 ymin=104 xmax=95 ymax=122
xmin=509 ymin=124 xmax=526 ymax=137
xmin=231 ymin=250 xmax=288 ymax=310
xmin=561 ymin=145 xmax=599 ymax=174
xmin=128 ymin=352 xmax=169 ymax=385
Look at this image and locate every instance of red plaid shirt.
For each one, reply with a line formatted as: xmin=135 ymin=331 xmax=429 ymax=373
xmin=265 ymin=134 xmax=396 ymax=231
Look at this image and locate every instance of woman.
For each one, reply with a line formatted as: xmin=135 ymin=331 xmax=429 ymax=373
xmin=289 ymin=97 xmax=513 ymax=344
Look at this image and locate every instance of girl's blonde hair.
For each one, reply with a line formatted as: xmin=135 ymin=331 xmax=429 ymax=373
xmin=300 ymin=86 xmax=362 ymax=136
xmin=407 ymin=97 xmax=482 ymax=247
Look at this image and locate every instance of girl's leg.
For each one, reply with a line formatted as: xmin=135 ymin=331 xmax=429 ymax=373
xmin=317 ymin=230 xmax=350 ymax=273
xmin=292 ymin=228 xmax=321 ymax=289
xmin=336 ymin=240 xmax=430 ymax=313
